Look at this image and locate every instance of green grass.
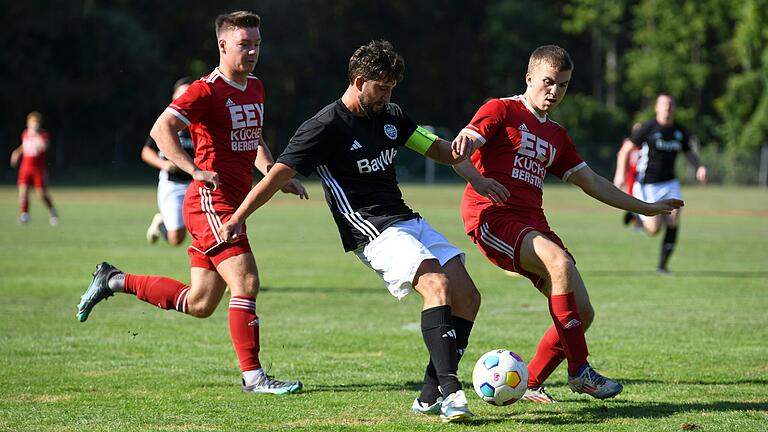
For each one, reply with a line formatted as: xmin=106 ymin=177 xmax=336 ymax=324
xmin=1 ymin=183 xmax=766 ymax=431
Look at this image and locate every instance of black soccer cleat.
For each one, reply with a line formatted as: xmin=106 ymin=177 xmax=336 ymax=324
xmin=77 ymin=262 xmax=121 ymax=322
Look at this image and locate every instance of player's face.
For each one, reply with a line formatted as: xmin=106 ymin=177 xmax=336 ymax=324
xmin=220 ymin=27 xmax=261 ymax=75
xmin=525 ymin=64 xmax=571 ymax=114
xmin=358 ymin=79 xmax=396 ymax=117
xmin=655 ymin=95 xmax=675 ymax=125
xmin=26 ymin=117 xmax=41 ymax=130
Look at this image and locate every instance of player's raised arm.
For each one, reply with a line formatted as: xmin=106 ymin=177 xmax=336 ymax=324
xmin=150 ymin=111 xmax=219 ymax=190
xmin=567 ymin=165 xmax=683 ymax=216
xmin=404 ymin=126 xmax=464 ymax=165
xmin=219 ymin=162 xmax=298 ymax=242
xmin=612 ymin=139 xmax=635 ymax=189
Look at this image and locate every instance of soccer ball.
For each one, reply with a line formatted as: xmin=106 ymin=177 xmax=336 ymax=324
xmin=472 ymin=349 xmax=528 ymax=406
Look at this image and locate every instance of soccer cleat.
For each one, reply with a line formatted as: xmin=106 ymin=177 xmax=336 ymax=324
xmin=146 ymin=213 xmax=164 ymax=244
xmin=49 ymin=215 xmax=59 ymax=226
xmin=242 ymin=375 xmax=303 ymax=395
xmin=439 ymin=390 xmax=474 ymax=423
xmin=411 ymin=397 xmax=443 ymax=415
xmin=568 ymin=364 xmax=623 ymax=399
xmin=77 ymin=262 xmax=121 ymax=322
xmin=522 ymin=386 xmax=557 ymax=403
xmin=656 ymin=268 xmax=671 ymax=275
xmin=17 ymin=213 xmax=30 ymax=224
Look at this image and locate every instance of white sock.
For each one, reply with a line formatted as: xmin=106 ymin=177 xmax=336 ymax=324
xmin=243 ymin=368 xmax=265 ymax=386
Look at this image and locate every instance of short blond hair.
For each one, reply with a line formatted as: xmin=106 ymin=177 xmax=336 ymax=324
xmin=527 ymin=45 xmax=574 ymax=73
xmin=26 ymin=111 xmax=43 ymax=123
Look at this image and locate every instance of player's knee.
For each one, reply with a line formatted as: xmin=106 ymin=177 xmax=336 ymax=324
xmin=186 ymin=300 xmax=217 ymax=318
xmin=580 ymin=304 xmax=595 ymax=328
xmin=167 ymin=230 xmax=186 ymax=246
xmin=548 ymin=252 xmax=574 ymax=281
xmin=417 ymin=272 xmax=450 ymax=305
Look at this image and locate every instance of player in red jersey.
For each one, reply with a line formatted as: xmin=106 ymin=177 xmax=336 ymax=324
xmin=451 ymin=45 xmax=683 ymax=402
xmin=614 ymin=123 xmax=642 ymax=228
xmin=77 ymin=11 xmax=307 ymax=395
xmin=10 ymin=111 xmax=59 ymax=225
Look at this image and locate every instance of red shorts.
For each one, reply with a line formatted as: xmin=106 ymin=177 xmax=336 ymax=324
xmin=184 ymin=182 xmax=251 ymax=270
xmin=17 ymin=161 xmax=48 ymax=188
xmin=468 ymin=212 xmax=572 ymax=288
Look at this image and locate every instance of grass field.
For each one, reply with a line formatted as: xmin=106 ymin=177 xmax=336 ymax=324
xmin=1 ymin=183 xmax=766 ymax=431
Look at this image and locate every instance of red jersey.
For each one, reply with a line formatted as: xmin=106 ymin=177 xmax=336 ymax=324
xmin=21 ymin=129 xmax=49 ymax=164
xmin=460 ymin=96 xmax=587 ymax=234
xmin=166 ymin=68 xmax=264 ymax=205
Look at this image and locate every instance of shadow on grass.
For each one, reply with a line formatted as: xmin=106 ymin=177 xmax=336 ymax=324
xmin=617 ymin=378 xmax=768 ymax=386
xmin=583 ymin=270 xmax=768 ymax=279
xmin=506 ymin=400 xmax=768 ymax=426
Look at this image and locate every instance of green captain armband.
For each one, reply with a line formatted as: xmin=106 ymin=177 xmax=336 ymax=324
xmin=405 ymin=125 xmax=439 ymax=155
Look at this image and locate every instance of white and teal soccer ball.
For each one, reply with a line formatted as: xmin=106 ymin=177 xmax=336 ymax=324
xmin=472 ymin=349 xmax=528 ymax=406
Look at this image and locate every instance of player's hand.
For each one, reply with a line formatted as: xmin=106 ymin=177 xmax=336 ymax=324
xmin=280 ymin=178 xmax=309 ymax=199
xmin=472 ymin=176 xmax=510 ymax=204
xmin=9 ymin=152 xmax=19 ymax=168
xmin=642 ymin=199 xmax=684 ymax=216
xmin=451 ymin=134 xmax=476 ymax=159
xmin=219 ymin=219 xmax=243 ymax=243
xmin=193 ymin=169 xmax=219 ymax=190
xmin=696 ymin=166 xmax=708 ymax=184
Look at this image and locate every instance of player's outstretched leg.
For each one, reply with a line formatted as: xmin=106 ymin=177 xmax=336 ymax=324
xmin=440 ymin=389 xmax=473 ymax=423
xmin=77 ymin=262 xmax=121 ymax=322
xmin=567 ymin=364 xmax=623 ymax=399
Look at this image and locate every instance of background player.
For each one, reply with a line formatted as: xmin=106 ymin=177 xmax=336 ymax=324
xmin=77 ymin=11 xmax=307 ymax=395
xmin=615 ymin=123 xmax=642 ymax=228
xmin=217 ymin=40 xmax=482 ymax=423
xmin=141 ymin=77 xmax=195 ymax=246
xmin=451 ymin=45 xmax=683 ymax=403
xmin=613 ymin=94 xmax=708 ymax=274
xmin=10 ymin=111 xmax=59 ymax=225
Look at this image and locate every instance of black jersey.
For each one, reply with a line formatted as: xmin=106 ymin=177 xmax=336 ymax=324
xmin=629 ymin=120 xmax=690 ymax=184
xmin=277 ymin=100 xmax=421 ymax=252
xmin=144 ymin=129 xmax=195 ymax=183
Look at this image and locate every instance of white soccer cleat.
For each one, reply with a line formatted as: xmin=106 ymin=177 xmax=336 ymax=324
xmin=411 ymin=397 xmax=443 ymax=415
xmin=522 ymin=386 xmax=557 ymax=403
xmin=242 ymin=375 xmax=302 ymax=395
xmin=568 ymin=364 xmax=623 ymax=399
xmin=146 ymin=213 xmax=164 ymax=244
xmin=439 ymin=390 xmax=475 ymax=423
xmin=17 ymin=212 xmax=30 ymax=224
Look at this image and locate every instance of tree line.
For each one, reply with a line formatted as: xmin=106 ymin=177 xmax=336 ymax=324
xmin=1 ymin=0 xmax=765 ymax=184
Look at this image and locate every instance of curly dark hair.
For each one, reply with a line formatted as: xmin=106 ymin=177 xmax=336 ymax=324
xmin=348 ymin=40 xmax=405 ymax=84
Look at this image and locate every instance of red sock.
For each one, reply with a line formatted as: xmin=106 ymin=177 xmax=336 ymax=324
xmin=20 ymin=196 xmax=28 ymax=213
xmin=124 ymin=274 xmax=190 ymax=313
xmin=527 ymin=325 xmax=566 ymax=387
xmin=228 ymin=296 xmax=261 ymax=372
xmin=549 ymin=293 xmax=589 ymax=376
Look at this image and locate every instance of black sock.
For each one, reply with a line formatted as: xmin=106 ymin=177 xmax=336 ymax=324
xmin=658 ymin=226 xmax=678 ymax=270
xmin=421 ymin=306 xmax=461 ymax=397
xmin=419 ymin=315 xmax=473 ymax=403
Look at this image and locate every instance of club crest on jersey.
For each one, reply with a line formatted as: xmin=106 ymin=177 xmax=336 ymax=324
xmin=384 ymin=124 xmax=398 ymax=140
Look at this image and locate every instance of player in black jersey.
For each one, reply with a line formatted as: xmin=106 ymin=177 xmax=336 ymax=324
xmin=613 ymin=94 xmax=708 ymax=273
xmin=218 ymin=40 xmax=498 ymax=423
xmin=141 ymin=77 xmax=195 ymax=246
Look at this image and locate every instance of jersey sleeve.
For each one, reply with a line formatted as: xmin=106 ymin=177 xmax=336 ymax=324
xmin=547 ymin=131 xmax=587 ymax=181
xmin=277 ymin=118 xmax=331 ymax=177
xmin=166 ymin=81 xmax=211 ymax=126
xmin=628 ymin=121 xmax=653 ymax=146
xmin=680 ymin=127 xmax=691 ymax=152
xmin=461 ymin=98 xmax=506 ymax=145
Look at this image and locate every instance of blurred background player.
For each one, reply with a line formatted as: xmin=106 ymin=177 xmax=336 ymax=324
xmin=451 ymin=45 xmax=683 ymax=403
xmin=141 ymin=77 xmax=195 ymax=246
xmin=77 ymin=11 xmax=307 ymax=395
xmin=10 ymin=111 xmax=59 ymax=225
xmin=613 ymin=94 xmax=708 ymax=274
xmin=217 ymin=40 xmax=482 ymax=423
xmin=615 ymin=123 xmax=642 ymax=228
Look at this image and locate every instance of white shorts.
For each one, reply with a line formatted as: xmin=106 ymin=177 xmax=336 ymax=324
xmin=632 ymin=179 xmax=682 ymax=221
xmin=157 ymin=176 xmax=189 ymax=231
xmin=354 ymin=218 xmax=464 ymax=300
